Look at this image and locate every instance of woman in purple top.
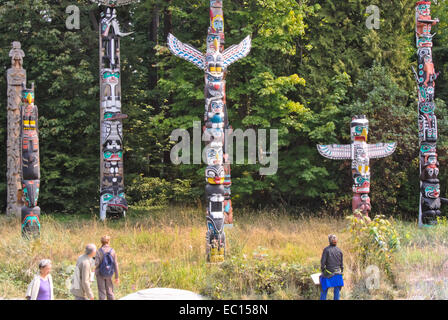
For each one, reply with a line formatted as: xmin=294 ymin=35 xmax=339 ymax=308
xmin=26 ymin=259 xmax=54 ymax=300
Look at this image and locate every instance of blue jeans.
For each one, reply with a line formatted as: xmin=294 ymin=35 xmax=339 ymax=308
xmin=320 ymin=286 xmax=341 ymax=300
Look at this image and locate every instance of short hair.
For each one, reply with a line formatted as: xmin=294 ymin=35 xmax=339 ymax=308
xmin=328 ymin=234 xmax=337 ymax=243
xmin=38 ymin=259 xmax=51 ymax=269
xmin=85 ymin=243 xmax=97 ymax=255
xmin=101 ymin=235 xmax=111 ymax=245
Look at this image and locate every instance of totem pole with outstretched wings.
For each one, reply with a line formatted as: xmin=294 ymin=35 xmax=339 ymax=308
xmin=167 ymin=0 xmax=251 ymax=262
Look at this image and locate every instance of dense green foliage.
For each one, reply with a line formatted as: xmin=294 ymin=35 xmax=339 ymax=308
xmin=0 ymin=0 xmax=447 ymax=218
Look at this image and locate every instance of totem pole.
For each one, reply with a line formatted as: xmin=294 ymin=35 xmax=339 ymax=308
xmin=20 ymin=83 xmax=41 ymax=237
xmin=317 ymin=116 xmax=396 ymax=217
xmin=6 ymin=42 xmax=26 ymax=217
xmin=91 ymin=0 xmax=136 ymax=220
xmin=412 ymin=1 xmax=443 ymax=225
xmin=167 ymin=0 xmax=251 ymax=262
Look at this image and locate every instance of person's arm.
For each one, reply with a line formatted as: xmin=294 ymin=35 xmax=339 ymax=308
xmin=95 ymin=249 xmax=102 ymax=269
xmin=113 ymin=249 xmax=119 ymax=281
xmin=81 ymin=261 xmax=94 ymax=300
xmin=320 ymin=248 xmax=327 ymax=273
xmin=340 ymin=250 xmax=344 ymax=273
xmin=25 ymin=277 xmax=34 ymax=300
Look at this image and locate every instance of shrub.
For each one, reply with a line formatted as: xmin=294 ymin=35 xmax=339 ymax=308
xmin=126 ymin=176 xmax=196 ymax=207
xmin=202 ymin=254 xmax=319 ymax=299
xmin=346 ymin=213 xmax=401 ymax=278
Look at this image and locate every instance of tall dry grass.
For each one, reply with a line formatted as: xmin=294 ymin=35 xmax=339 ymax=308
xmin=0 ymin=207 xmax=446 ymax=299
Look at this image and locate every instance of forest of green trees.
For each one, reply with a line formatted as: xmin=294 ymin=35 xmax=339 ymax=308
xmin=1 ymin=0 xmax=448 ymax=218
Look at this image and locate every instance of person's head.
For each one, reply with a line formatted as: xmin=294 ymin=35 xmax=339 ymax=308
xmin=39 ymin=259 xmax=52 ymax=276
xmin=328 ymin=234 xmax=337 ymax=246
xmin=85 ymin=243 xmax=97 ymax=258
xmin=101 ymin=235 xmax=111 ymax=247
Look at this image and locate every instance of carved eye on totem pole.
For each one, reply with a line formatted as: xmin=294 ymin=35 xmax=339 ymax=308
xmin=102 ymin=69 xmax=120 ymax=84
xmin=103 ymin=139 xmax=122 ymax=150
xmin=420 ymin=143 xmax=436 ymax=155
xmin=421 ymin=166 xmax=439 ymax=181
xmin=352 ymin=173 xmax=370 ymax=193
xmin=420 ymin=102 xmax=435 ymax=114
xmin=209 ymin=100 xmax=224 ymax=113
xmin=104 ymin=149 xmax=123 ymax=162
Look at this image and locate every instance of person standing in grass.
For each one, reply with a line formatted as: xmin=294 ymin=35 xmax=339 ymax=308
xmin=71 ymin=243 xmax=97 ymax=300
xmin=26 ymin=259 xmax=54 ymax=300
xmin=95 ymin=235 xmax=119 ymax=300
xmin=320 ymin=234 xmax=344 ymax=300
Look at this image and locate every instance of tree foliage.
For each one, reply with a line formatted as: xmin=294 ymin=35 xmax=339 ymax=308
xmin=0 ymin=0 xmax=447 ymax=219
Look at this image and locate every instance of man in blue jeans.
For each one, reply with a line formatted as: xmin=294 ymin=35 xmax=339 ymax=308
xmin=320 ymin=234 xmax=344 ymax=300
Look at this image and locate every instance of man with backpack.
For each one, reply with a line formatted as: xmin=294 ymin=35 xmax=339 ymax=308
xmin=95 ymin=235 xmax=119 ymax=300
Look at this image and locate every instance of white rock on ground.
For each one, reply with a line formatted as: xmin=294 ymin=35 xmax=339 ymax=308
xmin=119 ymin=288 xmax=204 ymax=300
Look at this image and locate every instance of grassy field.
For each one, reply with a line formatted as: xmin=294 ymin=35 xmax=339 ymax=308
xmin=0 ymin=206 xmax=448 ymax=300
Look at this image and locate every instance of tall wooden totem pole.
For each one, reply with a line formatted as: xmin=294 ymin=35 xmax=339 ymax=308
xmin=168 ymin=0 xmax=251 ymax=262
xmin=20 ymin=83 xmax=41 ymax=237
xmin=7 ymin=42 xmax=41 ymax=237
xmin=7 ymin=42 xmax=26 ymax=218
xmin=412 ymin=1 xmax=442 ymax=226
xmin=92 ymin=0 xmax=135 ymax=220
xmin=317 ymin=116 xmax=396 ymax=217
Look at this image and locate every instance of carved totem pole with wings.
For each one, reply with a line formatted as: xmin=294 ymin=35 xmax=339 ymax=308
xmin=167 ymin=0 xmax=251 ymax=262
xmin=317 ymin=116 xmax=396 ymax=217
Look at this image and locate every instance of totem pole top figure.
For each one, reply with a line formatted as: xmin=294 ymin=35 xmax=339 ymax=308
xmin=9 ymin=41 xmax=25 ymax=69
xmin=167 ymin=1 xmax=251 ymax=74
xmin=90 ymin=0 xmax=138 ymax=7
xmin=415 ymin=1 xmax=439 ymax=46
xmin=317 ymin=116 xmax=396 ymax=161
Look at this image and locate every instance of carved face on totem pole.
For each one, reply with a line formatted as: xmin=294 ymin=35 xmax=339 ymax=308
xmin=417 ymin=2 xmax=431 ymax=16
xmin=206 ymin=165 xmax=225 ymax=184
xmin=21 ymin=206 xmax=41 ymax=237
xmin=101 ymin=186 xmax=128 ymax=216
xmin=350 ymin=116 xmax=369 ymax=142
xmin=22 ymin=180 xmax=40 ymax=208
xmin=352 ymin=172 xmax=371 ymax=194
xmin=352 ymin=193 xmax=371 ymax=214
xmin=422 ymin=181 xmax=440 ymax=199
xmin=206 ymin=142 xmax=224 ymax=165
xmin=418 ymin=113 xmax=438 ymax=142
xmin=419 ymin=101 xmax=435 ymax=114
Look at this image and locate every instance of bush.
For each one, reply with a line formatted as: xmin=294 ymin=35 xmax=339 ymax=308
xmin=346 ymin=213 xmax=401 ymax=278
xmin=126 ymin=176 xmax=196 ymax=207
xmin=202 ymin=254 xmax=319 ymax=299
